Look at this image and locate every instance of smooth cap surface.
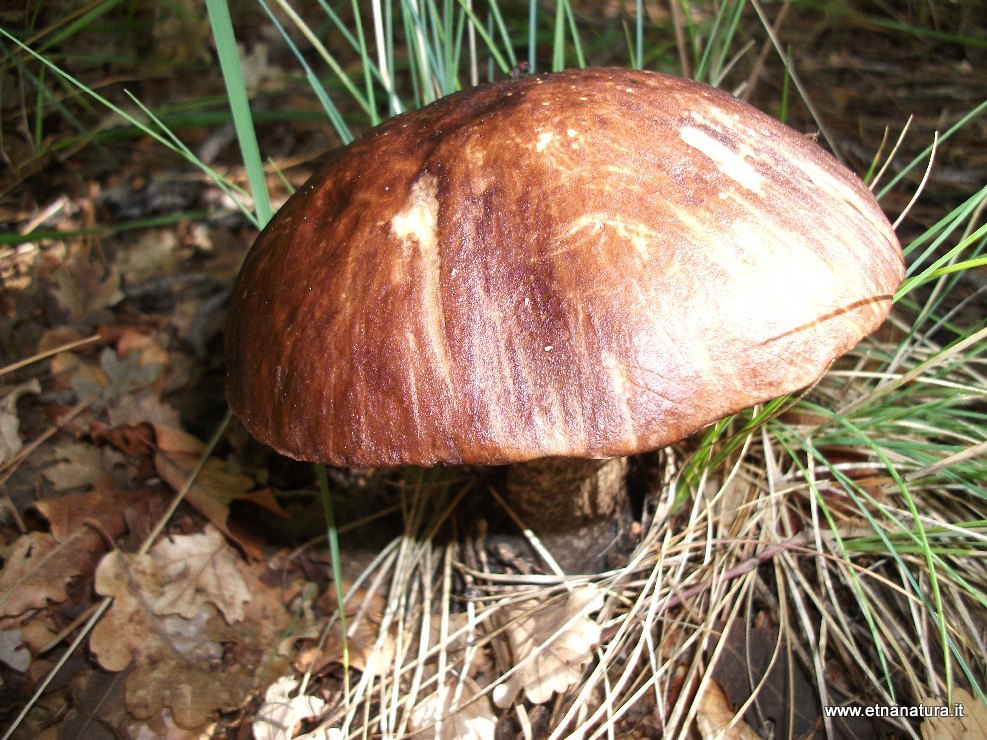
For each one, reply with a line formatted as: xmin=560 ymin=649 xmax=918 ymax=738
xmin=226 ymin=68 xmax=904 ymax=467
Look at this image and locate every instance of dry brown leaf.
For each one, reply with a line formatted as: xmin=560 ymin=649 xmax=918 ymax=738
xmin=695 ymin=679 xmax=760 ymax=740
xmin=4 ymin=609 xmax=60 ymax=654
xmin=87 ymin=526 xmax=279 ymax=729
xmin=154 ymin=445 xmax=282 ymax=558
xmin=0 ymin=379 xmax=40 ymax=466
xmin=253 ymin=676 xmax=328 ymax=740
xmin=294 ymin=615 xmax=396 ymax=677
xmin=98 ymin=347 xmax=164 ymax=402
xmin=0 ymin=532 xmax=91 ymax=617
xmin=153 ymin=421 xmax=207 ymax=453
xmin=91 ymin=526 xmax=249 ymax=662
xmin=492 ymin=584 xmax=604 ymax=707
xmin=113 ymin=230 xmax=182 ymax=288
xmin=108 ymin=392 xmax=181 ymax=428
xmin=409 ymin=676 xmax=496 ymax=740
xmin=51 ymin=256 xmax=123 ymax=322
xmin=286 ymin=585 xmax=396 ymax=678
xmin=34 ymin=479 xmax=131 ymax=543
xmin=51 ymin=349 xmax=108 ymax=394
xmin=921 ymin=689 xmax=987 ymax=740
xmin=126 ymin=657 xmax=252 ymax=730
xmin=91 ymin=556 xmax=219 ymax=673
xmin=151 ymin=526 xmax=251 ymax=622
xmin=0 ymin=628 xmax=31 ymax=672
xmin=41 ymin=442 xmax=118 ymax=491
xmin=116 ymin=326 xmax=169 ymax=365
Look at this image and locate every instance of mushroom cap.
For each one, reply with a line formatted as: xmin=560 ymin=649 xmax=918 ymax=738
xmin=225 ymin=68 xmax=904 ymax=467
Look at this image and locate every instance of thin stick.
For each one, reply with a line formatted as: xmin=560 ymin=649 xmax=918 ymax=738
xmin=138 ymin=408 xmax=232 ymax=554
xmin=1 ymin=598 xmax=111 ymax=740
xmin=749 ymin=0 xmax=840 ymax=160
xmin=0 ymin=392 xmax=99 ymax=486
xmin=0 ymin=334 xmax=101 ymax=377
xmin=892 ymin=131 xmax=938 ymax=231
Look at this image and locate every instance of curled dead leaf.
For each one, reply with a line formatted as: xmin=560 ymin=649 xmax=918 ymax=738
xmin=921 ymin=689 xmax=987 ymax=740
xmin=253 ymin=676 xmax=327 ymax=740
xmin=91 ymin=526 xmax=249 ymax=662
xmin=0 ymin=629 xmax=31 ymax=672
xmin=492 ymin=584 xmax=604 ymax=707
xmin=153 ymin=429 xmax=284 ymax=559
xmin=409 ymin=676 xmax=496 ymax=740
xmin=0 ymin=378 xmax=40 ymax=466
xmin=0 ymin=532 xmax=91 ymax=617
xmin=695 ymin=679 xmax=760 ymax=740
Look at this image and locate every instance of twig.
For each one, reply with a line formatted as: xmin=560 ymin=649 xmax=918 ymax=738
xmin=138 ymin=408 xmax=232 ymax=555
xmin=0 ymin=392 xmax=100 ymax=487
xmin=1 ymin=598 xmax=112 ymax=740
xmin=0 ymin=334 xmax=101 ymax=377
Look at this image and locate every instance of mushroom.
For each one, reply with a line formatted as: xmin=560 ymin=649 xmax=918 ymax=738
xmin=225 ymin=68 xmax=903 ymax=571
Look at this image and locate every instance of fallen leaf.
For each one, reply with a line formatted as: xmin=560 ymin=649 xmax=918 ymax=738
xmin=0 ymin=379 xmax=40 ymax=466
xmin=42 ymin=442 xmax=119 ymax=491
xmin=409 ymin=676 xmax=496 ymax=740
xmin=492 ymin=584 xmax=604 ymax=707
xmin=154 ymin=443 xmax=284 ymax=558
xmin=294 ymin=589 xmax=397 ymax=676
xmin=3 ymin=609 xmax=60 ymax=654
xmin=152 ymin=526 xmax=251 ymax=623
xmin=921 ymin=688 xmax=987 ymax=740
xmin=0 ymin=628 xmax=31 ymax=672
xmin=252 ymin=676 xmax=327 ymax=740
xmin=0 ymin=532 xmax=91 ymax=617
xmin=88 ymin=526 xmax=277 ymax=729
xmin=113 ymin=229 xmax=181 ymax=285
xmin=99 ymin=346 xmax=163 ymax=402
xmin=711 ymin=618 xmax=880 ymax=738
xmin=154 ymin=421 xmax=206 ymax=453
xmin=108 ymin=392 xmax=181 ymax=428
xmin=126 ymin=657 xmax=252 ymax=730
xmin=51 ymin=256 xmax=123 ymax=322
xmin=695 ymin=679 xmax=760 ymax=740
xmin=91 ymin=526 xmax=249 ymax=656
xmin=92 ymin=421 xmax=156 ymax=457
xmin=53 ymin=349 xmax=108 ymax=394
xmin=0 ymin=409 xmax=22 ymax=466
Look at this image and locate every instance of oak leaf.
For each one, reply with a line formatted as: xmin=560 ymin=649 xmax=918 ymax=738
xmin=492 ymin=584 xmax=604 ymax=707
xmin=88 ymin=526 xmax=263 ymax=729
xmin=0 ymin=628 xmax=31 ymax=672
xmin=91 ymin=526 xmax=249 ymax=667
xmin=51 ymin=256 xmax=123 ymax=322
xmin=921 ymin=688 xmax=987 ymax=740
xmin=252 ymin=676 xmax=327 ymax=740
xmin=409 ymin=676 xmax=496 ymax=740
xmin=695 ymin=679 xmax=760 ymax=740
xmin=126 ymin=656 xmax=252 ymax=730
xmin=0 ymin=532 xmax=91 ymax=617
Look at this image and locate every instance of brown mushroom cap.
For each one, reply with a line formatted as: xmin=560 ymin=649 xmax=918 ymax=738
xmin=225 ymin=68 xmax=904 ymax=467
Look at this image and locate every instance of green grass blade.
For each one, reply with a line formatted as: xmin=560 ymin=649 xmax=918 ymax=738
xmin=316 ymin=464 xmax=350 ymax=698
xmin=259 ymin=0 xmax=354 ymax=142
xmin=0 ymin=26 xmax=258 ymax=227
xmin=205 ymin=0 xmax=272 ymax=226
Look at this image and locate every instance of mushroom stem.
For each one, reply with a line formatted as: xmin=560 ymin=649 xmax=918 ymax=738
xmin=501 ymin=457 xmax=631 ymax=573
